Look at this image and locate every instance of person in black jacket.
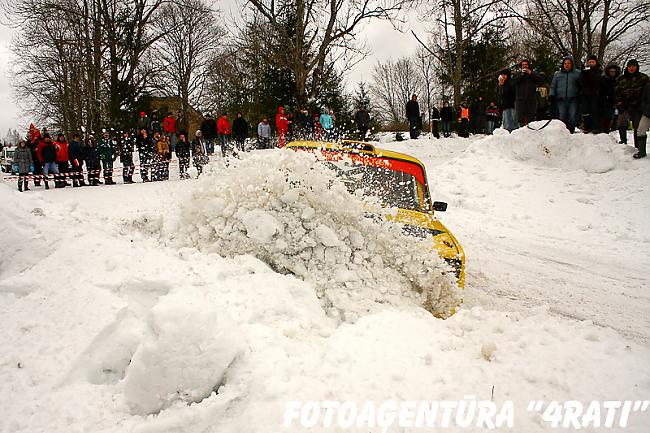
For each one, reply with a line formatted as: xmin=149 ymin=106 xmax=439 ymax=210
xmin=440 ymin=100 xmax=454 ymax=137
xmin=633 ymin=81 xmax=650 ymax=158
xmin=200 ymin=113 xmax=218 ymax=155
xmin=580 ymin=55 xmax=603 ymax=133
xmin=232 ymin=112 xmax=248 ymax=152
xmin=470 ymin=96 xmax=486 ymax=134
xmin=355 ymin=106 xmax=371 ymax=139
xmin=406 ymin=94 xmax=421 ymax=139
xmin=119 ymin=131 xmax=135 ymax=184
xmin=512 ymin=60 xmax=544 ymax=127
xmin=600 ymin=64 xmax=620 ymax=133
xmin=175 ymin=132 xmax=191 ymax=178
xmin=83 ymin=137 xmax=101 ymax=186
xmin=136 ymin=128 xmax=154 ymax=182
xmin=68 ymin=132 xmax=85 ymax=187
xmin=430 ymin=105 xmax=441 ymax=139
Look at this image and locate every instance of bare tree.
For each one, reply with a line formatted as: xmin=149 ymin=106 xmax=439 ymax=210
xmin=512 ymin=0 xmax=650 ymax=63
xmin=151 ymin=0 xmax=223 ymax=124
xmin=370 ymin=57 xmax=423 ymax=127
xmin=246 ymin=0 xmax=413 ymax=106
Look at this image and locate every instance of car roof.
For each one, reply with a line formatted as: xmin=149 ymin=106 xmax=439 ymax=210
xmin=286 ymin=140 xmax=428 ymax=172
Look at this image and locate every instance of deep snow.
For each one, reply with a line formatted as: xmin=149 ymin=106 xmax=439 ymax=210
xmin=1 ymin=121 xmax=649 ymax=432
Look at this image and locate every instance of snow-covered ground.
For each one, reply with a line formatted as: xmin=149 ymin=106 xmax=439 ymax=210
xmin=1 ymin=121 xmax=649 ymax=432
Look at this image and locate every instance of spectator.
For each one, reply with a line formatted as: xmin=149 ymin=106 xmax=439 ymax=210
xmin=136 ymin=128 xmax=154 ymax=182
xmin=176 ymin=111 xmax=188 ymax=137
xmin=152 ymin=132 xmax=164 ymax=180
xmin=457 ymin=104 xmax=470 ymax=138
xmin=276 ymin=106 xmax=289 ymax=147
xmin=163 ymin=111 xmax=178 ymax=151
xmin=406 ymin=94 xmax=420 ymax=139
xmin=136 ymin=111 xmax=150 ymax=133
xmin=200 ymin=113 xmax=218 ymax=154
xmin=430 ymin=105 xmax=440 ymax=139
xmin=470 ymin=96 xmax=486 ymax=134
xmin=38 ymin=133 xmax=60 ymax=189
xmin=580 ymin=54 xmax=603 ymax=133
xmin=600 ymin=64 xmax=621 ymax=133
xmin=498 ymin=69 xmax=516 ymax=132
xmin=486 ymin=102 xmax=500 ymax=134
xmin=550 ymin=56 xmax=581 ymax=133
xmin=257 ymin=118 xmax=271 ymax=149
xmin=175 ymin=132 xmax=191 ymax=179
xmin=54 ymin=132 xmax=70 ymax=186
xmin=68 ymin=132 xmax=85 ymax=187
xmin=119 ymin=131 xmax=135 ymax=184
xmin=440 ymin=100 xmax=454 ymax=137
xmin=633 ymin=81 xmax=650 ymax=159
xmin=355 ymin=106 xmax=371 ymax=139
xmin=84 ymin=137 xmax=101 ymax=186
xmin=512 ymin=60 xmax=544 ymax=127
xmin=13 ymin=140 xmax=33 ymax=192
xmin=98 ymin=131 xmax=116 ymax=185
xmin=150 ymin=111 xmax=162 ymax=135
xmin=616 ymin=59 xmax=649 ymax=148
xmin=319 ymin=109 xmax=334 ymax=140
xmin=217 ymin=113 xmax=232 ymax=157
xmin=27 ymin=124 xmax=43 ymax=186
xmin=192 ymin=130 xmax=207 ymax=176
xmin=232 ymin=112 xmax=249 ymax=152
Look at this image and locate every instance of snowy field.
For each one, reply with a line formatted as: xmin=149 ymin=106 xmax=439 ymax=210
xmin=1 ymin=121 xmax=649 ymax=432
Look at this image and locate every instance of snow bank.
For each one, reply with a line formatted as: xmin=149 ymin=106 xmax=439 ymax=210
xmin=164 ymin=150 xmax=460 ymax=321
xmin=473 ymin=120 xmax=630 ymax=173
xmin=0 ymin=184 xmax=54 ymax=286
xmin=123 ymin=289 xmax=245 ymax=414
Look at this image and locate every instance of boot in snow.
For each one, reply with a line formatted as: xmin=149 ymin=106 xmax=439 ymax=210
xmin=618 ymin=127 xmax=628 ymax=144
xmin=23 ymin=180 xmax=30 ymax=191
xmin=633 ymin=136 xmax=647 ymax=159
xmin=18 ymin=181 xmax=22 ymax=192
xmin=44 ymin=180 xmax=49 ymax=190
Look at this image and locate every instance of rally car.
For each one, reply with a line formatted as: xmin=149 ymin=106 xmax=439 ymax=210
xmin=286 ymin=140 xmax=465 ymax=289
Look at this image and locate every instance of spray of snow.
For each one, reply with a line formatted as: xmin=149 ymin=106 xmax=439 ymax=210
xmin=156 ymin=150 xmax=461 ymax=321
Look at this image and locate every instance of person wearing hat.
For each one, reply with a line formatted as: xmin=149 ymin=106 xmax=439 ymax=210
xmin=136 ymin=111 xmax=150 ymax=132
xmin=98 ymin=131 xmax=116 ymax=185
xmin=118 ymin=131 xmax=135 ymax=183
xmin=615 ymin=59 xmax=649 ymax=148
xmin=37 ymin=133 xmax=60 ymax=189
xmin=600 ymin=63 xmax=621 ymax=133
xmin=54 ymin=132 xmax=70 ymax=186
xmin=191 ymin=130 xmax=207 ymax=175
xmin=578 ymin=55 xmax=603 ymax=133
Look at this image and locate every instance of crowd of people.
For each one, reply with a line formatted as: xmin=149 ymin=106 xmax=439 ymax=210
xmin=407 ymin=57 xmax=649 ymax=159
xmin=5 ymin=104 xmax=351 ymax=192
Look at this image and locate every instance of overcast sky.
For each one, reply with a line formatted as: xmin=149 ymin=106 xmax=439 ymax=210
xmin=0 ymin=8 xmax=426 ymax=137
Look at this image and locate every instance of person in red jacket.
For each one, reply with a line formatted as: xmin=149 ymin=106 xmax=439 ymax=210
xmin=54 ymin=132 xmax=70 ymax=186
xmin=217 ymin=113 xmax=232 ymax=157
xmin=163 ymin=111 xmax=178 ymax=152
xmin=276 ymin=106 xmax=289 ymax=147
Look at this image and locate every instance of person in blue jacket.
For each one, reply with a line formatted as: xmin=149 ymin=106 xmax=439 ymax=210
xmin=550 ymin=56 xmax=581 ymax=133
xmin=319 ymin=109 xmax=334 ymax=140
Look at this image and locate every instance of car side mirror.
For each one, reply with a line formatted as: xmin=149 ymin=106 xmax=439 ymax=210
xmin=433 ymin=201 xmax=447 ymax=212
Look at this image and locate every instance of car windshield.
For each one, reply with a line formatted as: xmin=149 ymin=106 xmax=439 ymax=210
xmin=323 ymin=154 xmax=429 ymax=212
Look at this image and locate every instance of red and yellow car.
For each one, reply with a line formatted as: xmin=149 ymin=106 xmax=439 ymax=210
xmin=286 ymin=140 xmax=465 ymax=289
